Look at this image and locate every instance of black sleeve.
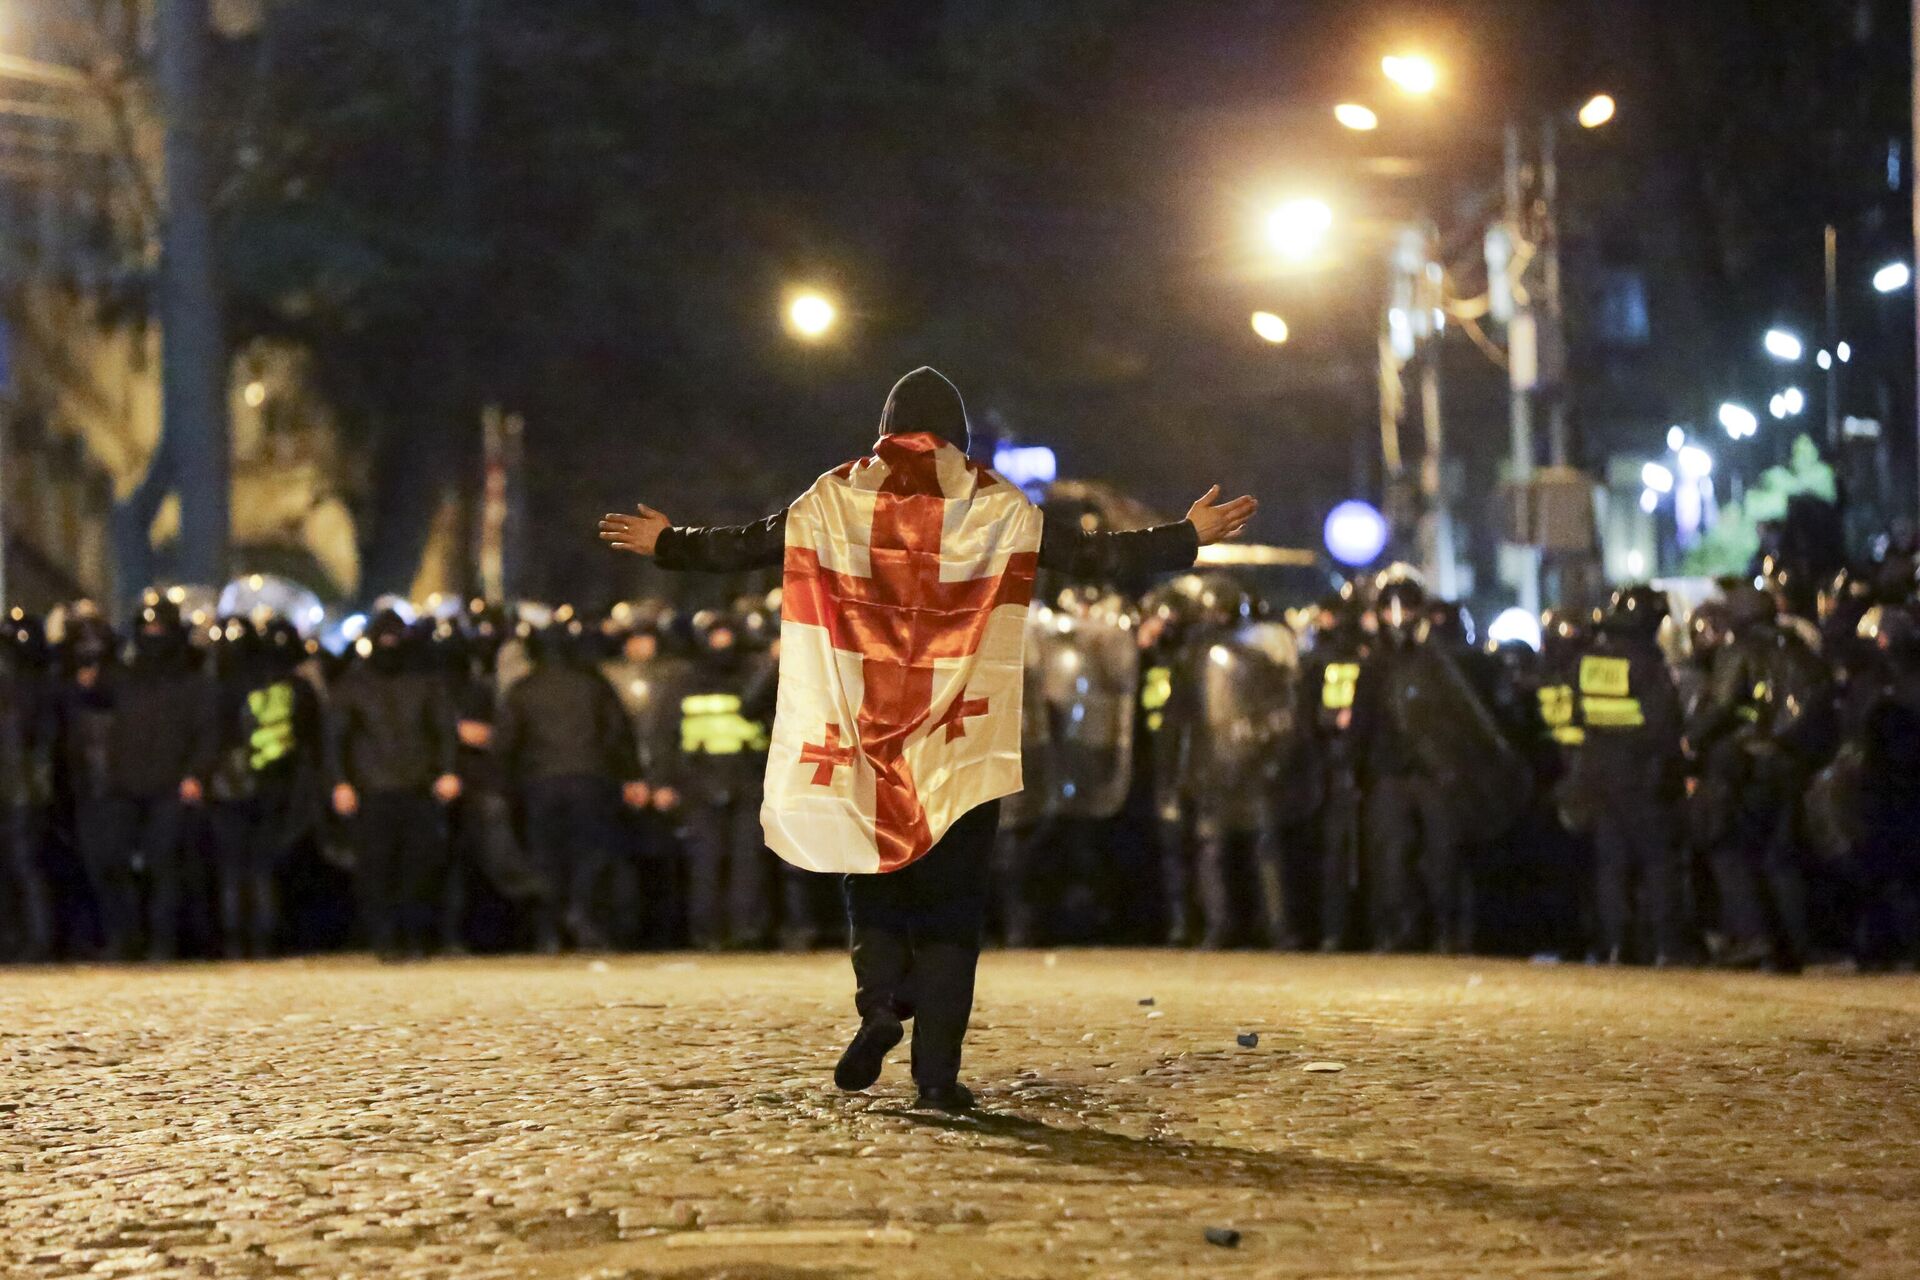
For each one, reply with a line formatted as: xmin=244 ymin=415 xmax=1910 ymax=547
xmin=324 ymin=678 xmax=352 ymax=787
xmin=429 ymin=676 xmax=459 ymax=779
xmin=1638 ymin=651 xmax=1684 ymax=753
xmin=654 ymin=512 xmax=788 ymax=573
xmin=186 ymin=675 xmax=220 ymax=783
xmin=595 ymin=674 xmax=641 ymax=783
xmin=1037 ymin=516 xmax=1199 ymax=581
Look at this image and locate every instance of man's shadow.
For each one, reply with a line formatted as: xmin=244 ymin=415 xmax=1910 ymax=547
xmin=873 ymin=1105 xmax=1625 ymax=1241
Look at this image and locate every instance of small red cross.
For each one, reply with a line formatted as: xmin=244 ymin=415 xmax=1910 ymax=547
xmin=932 ymin=694 xmax=990 ymax=743
xmin=800 ymin=723 xmax=856 ymax=786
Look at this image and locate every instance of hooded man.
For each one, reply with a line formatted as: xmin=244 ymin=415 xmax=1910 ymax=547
xmin=601 ymin=367 xmax=1254 ymax=1110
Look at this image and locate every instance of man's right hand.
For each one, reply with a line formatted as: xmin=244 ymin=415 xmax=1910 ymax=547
xmin=332 ymin=783 xmax=359 ymax=817
xmin=651 ymin=785 xmax=679 ymax=812
xmin=1185 ymin=485 xmax=1259 ymax=545
xmin=598 ymin=505 xmax=672 ymax=558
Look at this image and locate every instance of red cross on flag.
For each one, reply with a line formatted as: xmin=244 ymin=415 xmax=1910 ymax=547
xmin=763 ymin=431 xmax=1042 ymax=874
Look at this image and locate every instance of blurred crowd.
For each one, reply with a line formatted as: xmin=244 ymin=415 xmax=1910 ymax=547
xmin=0 ymin=536 xmax=1917 ymax=972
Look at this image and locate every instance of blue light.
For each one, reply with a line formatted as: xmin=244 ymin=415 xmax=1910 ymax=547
xmin=993 ymin=445 xmax=1057 ymax=493
xmin=1323 ymin=500 xmax=1388 ymax=567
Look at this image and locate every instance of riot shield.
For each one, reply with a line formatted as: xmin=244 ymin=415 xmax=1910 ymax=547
xmin=1027 ymin=599 xmax=1141 ymax=820
xmin=1391 ymin=645 xmax=1533 ymax=843
xmin=1179 ymin=621 xmax=1300 ymax=833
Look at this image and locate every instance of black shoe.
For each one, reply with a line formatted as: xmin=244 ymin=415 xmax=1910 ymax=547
xmin=834 ymin=1015 xmax=903 ymax=1091
xmin=912 ymin=1081 xmax=975 ymax=1113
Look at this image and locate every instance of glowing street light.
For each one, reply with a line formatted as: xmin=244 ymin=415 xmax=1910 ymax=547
xmin=1266 ymin=198 xmax=1334 ymax=261
xmin=1873 ymin=261 xmax=1912 ymax=293
xmin=785 ymin=290 xmax=837 ymax=340
xmin=1782 ymin=386 xmax=1805 ymax=415
xmin=1717 ymin=402 xmax=1758 ymax=439
xmin=1577 ymin=94 xmax=1616 ymax=129
xmin=1770 ymin=394 xmax=1787 ymax=420
xmin=1639 ymin=489 xmax=1660 ymax=514
xmin=1641 ymin=461 xmax=1674 ymax=494
xmin=1666 ymin=426 xmax=1687 ymax=451
xmin=1677 ymin=444 xmax=1714 ymax=479
xmin=1250 ymin=311 xmax=1290 ymax=344
xmin=1816 ymin=349 xmax=1833 ymax=370
xmin=1381 ymin=54 xmax=1439 ymax=96
xmin=1837 ymin=341 xmax=1852 ymax=363
xmin=1333 ymin=102 xmax=1379 ymax=131
xmin=1763 ymin=328 xmax=1803 ymax=362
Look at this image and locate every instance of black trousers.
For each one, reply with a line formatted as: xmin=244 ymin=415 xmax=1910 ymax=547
xmin=210 ymin=773 xmax=297 ymax=959
xmin=843 ymin=799 xmax=996 ymax=1091
xmin=1 ymin=803 xmax=52 ymax=961
xmin=523 ymin=774 xmax=617 ymax=948
xmin=681 ymin=792 xmax=768 ymax=948
xmin=353 ymin=788 xmax=448 ymax=956
xmin=76 ymin=793 xmax=186 ymax=961
xmin=1364 ymin=773 xmax=1462 ymax=952
xmin=1708 ymin=756 xmax=1810 ymax=964
xmin=1194 ymin=823 xmax=1288 ymax=949
xmin=1319 ymin=769 xmax=1364 ymax=948
xmin=1592 ymin=786 xmax=1679 ymax=961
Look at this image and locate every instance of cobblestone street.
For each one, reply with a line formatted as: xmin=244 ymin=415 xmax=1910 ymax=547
xmin=2 ymin=952 xmax=1916 ymax=1278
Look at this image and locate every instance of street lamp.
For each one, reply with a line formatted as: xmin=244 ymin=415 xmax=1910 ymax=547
xmin=1763 ymin=328 xmax=1804 ymax=362
xmin=1266 ymin=198 xmax=1333 ymax=261
xmin=1333 ymin=103 xmax=1379 ymax=131
xmin=1641 ymin=461 xmax=1674 ymax=493
xmin=785 ymin=290 xmax=837 ymax=340
xmin=1250 ymin=310 xmax=1290 ymax=344
xmin=1718 ymin=402 xmax=1758 ymax=439
xmin=1677 ymin=444 xmax=1714 ymax=480
xmin=1873 ymin=261 xmax=1912 ymax=293
xmin=1381 ymin=54 xmax=1438 ymax=96
xmin=1576 ymin=94 xmax=1616 ymax=129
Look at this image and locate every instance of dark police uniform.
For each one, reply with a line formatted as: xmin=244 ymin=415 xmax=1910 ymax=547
xmin=497 ymin=648 xmax=640 ymax=950
xmin=1307 ymin=642 xmax=1365 ymax=948
xmin=1577 ymin=633 xmax=1683 ymax=962
xmin=676 ymin=656 xmax=772 ymax=948
xmin=327 ymin=641 xmax=459 ymax=957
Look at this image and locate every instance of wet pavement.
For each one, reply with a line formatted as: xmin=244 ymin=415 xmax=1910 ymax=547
xmin=2 ymin=951 xmax=1916 ymax=1278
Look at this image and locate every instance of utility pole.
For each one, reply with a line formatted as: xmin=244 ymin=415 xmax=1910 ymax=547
xmin=1419 ymin=224 xmax=1458 ymax=600
xmin=1503 ymin=122 xmax=1541 ymax=616
xmin=1825 ymin=223 xmax=1842 ymax=453
xmin=1913 ymin=0 xmax=1920 ymax=517
xmin=156 ymin=0 xmax=230 ymax=584
xmin=1540 ymin=119 xmax=1570 ymax=469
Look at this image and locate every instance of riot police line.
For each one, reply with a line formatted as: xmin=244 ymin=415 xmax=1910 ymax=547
xmin=0 ymin=553 xmax=1916 ymax=971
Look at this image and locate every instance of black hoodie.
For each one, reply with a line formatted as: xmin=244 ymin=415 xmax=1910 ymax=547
xmin=878 ymin=366 xmax=969 ymax=453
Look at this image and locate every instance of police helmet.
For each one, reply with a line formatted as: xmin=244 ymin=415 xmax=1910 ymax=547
xmin=1687 ymin=599 xmax=1734 ymax=660
xmin=1725 ymin=583 xmax=1777 ymax=630
xmin=1372 ymin=572 xmax=1428 ymax=640
xmin=1858 ymin=604 xmax=1920 ymax=658
xmin=1605 ymin=584 xmax=1670 ymax=638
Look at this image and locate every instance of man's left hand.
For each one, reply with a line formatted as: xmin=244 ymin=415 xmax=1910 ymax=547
xmin=432 ymin=774 xmax=463 ymax=804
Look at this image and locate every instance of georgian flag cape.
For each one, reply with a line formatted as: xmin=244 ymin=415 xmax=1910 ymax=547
xmin=761 ymin=431 xmax=1043 ymax=874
